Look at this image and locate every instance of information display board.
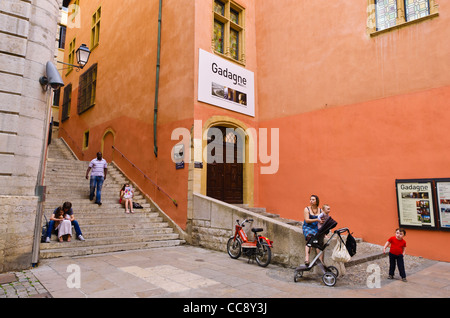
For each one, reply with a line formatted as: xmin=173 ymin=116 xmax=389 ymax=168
xmin=435 ymin=180 xmax=450 ymax=230
xmin=396 ymin=180 xmax=436 ymax=229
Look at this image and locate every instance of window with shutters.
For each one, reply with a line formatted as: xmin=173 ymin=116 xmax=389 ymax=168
xmin=61 ymin=84 xmax=72 ymax=122
xmin=77 ymin=64 xmax=97 ymax=114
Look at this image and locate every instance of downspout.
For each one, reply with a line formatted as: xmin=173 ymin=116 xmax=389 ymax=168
xmin=154 ymin=0 xmax=162 ymax=157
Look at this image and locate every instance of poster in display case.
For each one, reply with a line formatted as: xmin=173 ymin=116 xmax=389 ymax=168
xmin=395 ymin=179 xmax=437 ymax=229
xmin=435 ymin=179 xmax=450 ymax=230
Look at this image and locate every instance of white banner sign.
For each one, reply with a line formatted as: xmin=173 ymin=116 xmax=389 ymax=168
xmin=198 ymin=49 xmax=255 ymax=117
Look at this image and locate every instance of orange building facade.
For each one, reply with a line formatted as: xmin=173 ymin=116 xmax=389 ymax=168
xmin=60 ymin=0 xmax=450 ymax=261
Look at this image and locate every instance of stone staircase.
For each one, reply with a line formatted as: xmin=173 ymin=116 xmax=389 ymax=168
xmin=39 ymin=136 xmax=185 ymax=259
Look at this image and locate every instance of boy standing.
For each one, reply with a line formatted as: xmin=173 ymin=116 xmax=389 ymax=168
xmin=383 ymin=228 xmax=407 ymax=282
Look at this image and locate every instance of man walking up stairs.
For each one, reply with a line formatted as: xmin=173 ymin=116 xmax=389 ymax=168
xmin=40 ymin=135 xmax=184 ymax=259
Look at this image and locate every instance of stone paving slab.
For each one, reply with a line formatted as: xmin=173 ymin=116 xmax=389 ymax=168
xmin=1 ymin=245 xmax=449 ymax=301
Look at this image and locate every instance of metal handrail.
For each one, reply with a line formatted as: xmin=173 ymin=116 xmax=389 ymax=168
xmin=112 ymin=145 xmax=178 ymax=207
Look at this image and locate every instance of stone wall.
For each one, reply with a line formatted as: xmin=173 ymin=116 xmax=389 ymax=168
xmin=189 ymin=194 xmax=344 ymax=269
xmin=0 ymin=0 xmax=62 ymax=272
xmin=0 ymin=197 xmax=38 ymax=272
xmin=189 ymin=193 xmax=308 ymax=268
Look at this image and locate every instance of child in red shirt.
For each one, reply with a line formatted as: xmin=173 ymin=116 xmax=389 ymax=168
xmin=383 ymin=228 xmax=407 ymax=282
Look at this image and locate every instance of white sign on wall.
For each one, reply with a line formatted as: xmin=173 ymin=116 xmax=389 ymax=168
xmin=198 ymin=49 xmax=255 ymax=117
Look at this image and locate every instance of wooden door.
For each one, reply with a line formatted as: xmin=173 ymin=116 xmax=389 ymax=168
xmin=207 ymin=127 xmax=243 ymax=204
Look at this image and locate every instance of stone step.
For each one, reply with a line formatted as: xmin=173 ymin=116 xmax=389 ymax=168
xmin=43 ymin=205 xmax=154 ymax=214
xmin=41 ymin=222 xmax=173 ymax=239
xmin=44 ymin=214 xmax=163 ymax=225
xmin=73 ymin=221 xmax=173 ymax=232
xmin=40 ymin=233 xmax=180 ymax=250
xmin=345 ymin=242 xmax=388 ymax=267
xmin=39 ymin=239 xmax=186 ymax=259
xmin=78 ymin=225 xmax=174 ymax=236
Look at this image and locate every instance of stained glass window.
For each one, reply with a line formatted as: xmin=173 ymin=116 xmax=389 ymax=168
xmin=375 ymin=0 xmax=397 ymax=31
xmin=212 ymin=0 xmax=244 ymax=63
xmin=230 ymin=9 xmax=239 ymax=25
xmin=214 ymin=0 xmax=224 ymax=15
xmin=230 ymin=29 xmax=239 ymax=60
xmin=214 ymin=20 xmax=224 ymax=53
xmin=404 ymin=0 xmax=429 ymax=21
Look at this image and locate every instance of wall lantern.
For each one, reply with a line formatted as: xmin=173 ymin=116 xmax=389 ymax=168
xmin=39 ymin=44 xmax=91 ymax=91
xmin=57 ymin=43 xmax=91 ymax=70
xmin=75 ymin=44 xmax=91 ymax=69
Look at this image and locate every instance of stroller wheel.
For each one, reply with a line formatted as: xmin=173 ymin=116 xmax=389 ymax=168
xmin=294 ymin=270 xmax=303 ymax=282
xmin=322 ymin=272 xmax=337 ymax=287
xmin=326 ymin=266 xmax=339 ymax=278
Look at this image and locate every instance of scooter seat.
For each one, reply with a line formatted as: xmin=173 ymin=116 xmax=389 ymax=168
xmin=251 ymin=228 xmax=263 ymax=233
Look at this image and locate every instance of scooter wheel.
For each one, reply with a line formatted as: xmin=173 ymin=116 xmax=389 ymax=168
xmin=322 ymin=272 xmax=337 ymax=287
xmin=227 ymin=237 xmax=241 ymax=259
xmin=294 ymin=270 xmax=303 ymax=282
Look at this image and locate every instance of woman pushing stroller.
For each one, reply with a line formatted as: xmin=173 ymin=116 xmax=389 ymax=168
xmin=296 ymin=196 xmax=346 ymax=286
xmin=302 ymin=195 xmax=327 ymax=265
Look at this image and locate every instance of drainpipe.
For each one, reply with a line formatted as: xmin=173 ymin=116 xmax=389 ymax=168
xmin=154 ymin=0 xmax=162 ymax=157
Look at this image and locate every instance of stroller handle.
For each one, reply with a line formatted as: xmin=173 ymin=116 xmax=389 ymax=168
xmin=334 ymin=227 xmax=350 ymax=234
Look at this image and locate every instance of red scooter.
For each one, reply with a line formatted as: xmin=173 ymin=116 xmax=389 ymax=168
xmin=227 ymin=219 xmax=273 ymax=267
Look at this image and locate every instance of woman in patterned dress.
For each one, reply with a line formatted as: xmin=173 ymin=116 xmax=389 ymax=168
xmin=302 ymin=195 xmax=323 ymax=265
xmin=120 ymin=183 xmax=135 ymax=213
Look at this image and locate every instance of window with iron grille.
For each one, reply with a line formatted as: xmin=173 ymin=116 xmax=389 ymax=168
xmin=77 ymin=63 xmax=97 ymax=115
xmin=61 ymin=84 xmax=72 ymax=122
xmin=368 ymin=0 xmax=438 ymax=34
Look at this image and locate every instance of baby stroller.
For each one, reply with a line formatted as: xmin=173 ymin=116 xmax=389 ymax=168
xmin=294 ymin=217 xmax=350 ymax=287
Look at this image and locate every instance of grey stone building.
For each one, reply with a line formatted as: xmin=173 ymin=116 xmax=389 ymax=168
xmin=0 ymin=0 xmax=62 ymax=272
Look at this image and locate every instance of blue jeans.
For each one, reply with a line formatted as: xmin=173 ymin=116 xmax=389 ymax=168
xmin=89 ymin=176 xmax=104 ymax=203
xmin=389 ymin=253 xmax=406 ymax=278
xmin=46 ymin=220 xmax=82 ymax=238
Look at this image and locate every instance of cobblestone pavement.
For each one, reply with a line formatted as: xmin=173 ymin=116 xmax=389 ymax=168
xmin=0 ymin=270 xmax=51 ymax=298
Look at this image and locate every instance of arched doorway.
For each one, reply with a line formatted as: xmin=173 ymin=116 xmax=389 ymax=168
xmin=102 ymin=129 xmax=115 ymax=163
xmin=206 ymin=126 xmax=244 ymax=204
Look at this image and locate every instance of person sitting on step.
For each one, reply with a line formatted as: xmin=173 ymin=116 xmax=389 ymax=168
xmin=44 ymin=202 xmax=85 ymax=242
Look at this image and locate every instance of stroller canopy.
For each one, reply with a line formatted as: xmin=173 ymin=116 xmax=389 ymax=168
xmin=318 ymin=216 xmax=337 ymax=235
xmin=307 ymin=217 xmax=338 ymax=250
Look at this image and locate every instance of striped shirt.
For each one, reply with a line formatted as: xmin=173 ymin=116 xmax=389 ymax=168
xmin=88 ymin=158 xmax=107 ymax=177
